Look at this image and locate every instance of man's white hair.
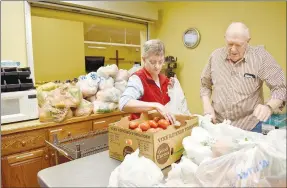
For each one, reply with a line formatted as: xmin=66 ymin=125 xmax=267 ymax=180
xmin=142 ymin=39 xmax=165 ymax=58
xmin=225 ymin=22 xmax=251 ymax=40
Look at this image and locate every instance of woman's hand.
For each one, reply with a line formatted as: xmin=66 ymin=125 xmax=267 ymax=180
xmin=169 ymin=78 xmax=175 ymax=88
xmin=153 ymin=102 xmax=176 ymax=124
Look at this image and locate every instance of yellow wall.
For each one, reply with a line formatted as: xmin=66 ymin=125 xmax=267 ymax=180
xmin=31 ymin=7 xmax=145 ymax=79
xmin=153 ymin=1 xmax=286 ymax=114
xmin=85 ymin=45 xmax=141 ymax=70
xmin=31 ymin=16 xmax=85 ymax=82
xmin=1 ymin=1 xmax=27 ymax=67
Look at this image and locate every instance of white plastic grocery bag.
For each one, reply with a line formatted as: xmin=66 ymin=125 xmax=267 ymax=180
xmin=165 ymin=77 xmax=191 ymax=116
xmin=108 ymin=149 xmax=164 ymax=187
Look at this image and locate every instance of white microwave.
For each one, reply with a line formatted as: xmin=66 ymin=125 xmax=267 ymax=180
xmin=1 ymin=90 xmax=39 ymax=124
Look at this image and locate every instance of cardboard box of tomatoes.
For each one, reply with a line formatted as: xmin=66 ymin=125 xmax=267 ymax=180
xmin=108 ymin=111 xmax=198 ymax=169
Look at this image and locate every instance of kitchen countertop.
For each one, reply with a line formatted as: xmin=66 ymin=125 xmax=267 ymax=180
xmin=37 ymin=150 xmax=171 ymax=187
xmin=1 ymin=111 xmax=128 ymax=135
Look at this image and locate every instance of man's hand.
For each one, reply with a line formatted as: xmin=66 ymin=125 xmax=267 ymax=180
xmin=253 ymin=104 xmax=272 ymax=122
xmin=204 ymin=104 xmax=217 ymax=124
xmin=153 ymin=102 xmax=176 ymax=125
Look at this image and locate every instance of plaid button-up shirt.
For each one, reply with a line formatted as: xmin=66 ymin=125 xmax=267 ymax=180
xmin=200 ymin=45 xmax=286 ymax=130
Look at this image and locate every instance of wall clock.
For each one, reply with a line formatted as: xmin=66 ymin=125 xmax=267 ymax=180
xmin=183 ymin=28 xmax=201 ymax=49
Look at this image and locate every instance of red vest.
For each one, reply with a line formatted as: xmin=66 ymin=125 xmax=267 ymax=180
xmin=130 ymin=68 xmax=170 ymax=120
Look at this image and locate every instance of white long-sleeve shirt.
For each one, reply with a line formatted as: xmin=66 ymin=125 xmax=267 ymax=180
xmin=119 ymin=75 xmax=161 ymax=111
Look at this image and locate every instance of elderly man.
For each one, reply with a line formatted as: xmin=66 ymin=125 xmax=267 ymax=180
xmin=119 ymin=39 xmax=175 ymax=124
xmin=200 ymin=22 xmax=286 ymax=133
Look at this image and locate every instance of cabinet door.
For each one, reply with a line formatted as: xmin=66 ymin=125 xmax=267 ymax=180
xmin=1 ymin=148 xmax=50 ymax=188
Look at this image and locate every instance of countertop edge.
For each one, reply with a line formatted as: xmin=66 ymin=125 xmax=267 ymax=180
xmin=1 ymin=111 xmax=129 ymax=136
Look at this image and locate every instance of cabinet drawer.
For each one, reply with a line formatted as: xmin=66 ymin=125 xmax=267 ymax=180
xmin=93 ymin=115 xmax=124 ymax=131
xmin=48 ymin=121 xmax=93 ymax=142
xmin=1 ymin=129 xmax=46 ymax=156
xmin=7 ymin=148 xmax=48 ymax=164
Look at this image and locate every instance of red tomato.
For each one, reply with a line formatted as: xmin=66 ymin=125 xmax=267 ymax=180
xmin=148 ymin=120 xmax=158 ymax=128
xmin=158 ymin=119 xmax=170 ymax=129
xmin=129 ymin=121 xmax=139 ymax=129
xmin=134 ymin=127 xmax=142 ymax=132
xmin=139 ymin=122 xmax=150 ymax=131
xmin=153 ymin=117 xmax=160 ymax=123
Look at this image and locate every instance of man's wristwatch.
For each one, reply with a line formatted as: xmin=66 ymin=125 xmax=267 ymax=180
xmin=265 ymin=104 xmax=273 ymax=114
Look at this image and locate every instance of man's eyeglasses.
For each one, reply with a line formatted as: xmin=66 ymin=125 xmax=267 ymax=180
xmin=227 ymin=42 xmax=247 ymax=50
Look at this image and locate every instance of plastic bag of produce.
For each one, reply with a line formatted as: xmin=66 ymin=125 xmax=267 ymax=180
xmin=114 ymin=80 xmax=127 ymax=93
xmin=73 ymin=99 xmax=93 ymax=117
xmin=37 ymin=90 xmax=49 ymax=108
xmin=37 ymin=82 xmax=58 ymax=91
xmin=195 ymin=140 xmax=286 ymax=187
xmin=39 ymin=103 xmax=70 ymax=123
xmin=36 ymin=82 xmax=59 ymax=107
xmin=99 ymin=77 xmax=114 ymax=90
xmin=115 ymin=69 xmax=129 ymax=82
xmin=66 ymin=108 xmax=74 ymax=119
xmin=165 ymin=156 xmax=199 ymax=187
xmin=93 ymin=101 xmax=118 ymax=114
xmin=97 ymin=64 xmax=119 ymax=79
xmin=86 ymin=95 xmax=96 ymax=103
xmin=48 ymin=84 xmax=82 ymax=108
xmin=108 ymin=149 xmax=164 ymax=187
xmin=96 ymin=87 xmax=121 ymax=103
xmin=76 ymin=79 xmax=98 ymax=98
xmin=177 ymin=115 xmax=287 ymax=187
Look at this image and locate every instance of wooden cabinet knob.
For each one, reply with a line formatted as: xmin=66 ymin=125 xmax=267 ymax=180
xmin=45 ymin=154 xmax=49 ymax=160
xmin=68 ymin=132 xmax=72 ymax=137
xmin=51 ymin=153 xmax=55 ymax=157
xmin=21 ymin=141 xmax=26 ymax=147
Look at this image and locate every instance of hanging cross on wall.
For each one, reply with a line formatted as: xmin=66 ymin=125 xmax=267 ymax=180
xmin=109 ymin=50 xmax=125 ymax=67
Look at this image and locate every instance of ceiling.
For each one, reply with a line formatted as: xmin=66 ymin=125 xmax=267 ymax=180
xmin=84 ymin=23 xmax=141 ymax=45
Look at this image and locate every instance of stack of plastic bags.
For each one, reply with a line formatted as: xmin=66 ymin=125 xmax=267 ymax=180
xmin=76 ymin=64 xmax=130 ymax=114
xmin=108 ymin=114 xmax=287 ymax=187
xmin=37 ymin=82 xmax=93 ymax=122
xmin=37 ymin=64 xmax=139 ymax=122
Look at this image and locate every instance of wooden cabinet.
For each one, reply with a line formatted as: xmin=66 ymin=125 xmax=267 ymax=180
xmin=1 ymin=112 xmax=129 ymax=188
xmin=1 ymin=148 xmax=50 ymax=188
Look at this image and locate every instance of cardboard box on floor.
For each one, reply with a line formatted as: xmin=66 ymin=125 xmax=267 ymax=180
xmin=108 ymin=112 xmax=198 ymax=169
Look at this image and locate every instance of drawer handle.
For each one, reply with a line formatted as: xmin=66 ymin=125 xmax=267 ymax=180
xmin=68 ymin=132 xmax=72 ymax=137
xmin=50 ymin=128 xmax=63 ymax=133
xmin=44 ymin=154 xmax=49 ymax=160
xmin=94 ymin=120 xmax=106 ymax=125
xmin=16 ymin=153 xmax=34 ymax=159
xmin=21 ymin=141 xmax=26 ymax=147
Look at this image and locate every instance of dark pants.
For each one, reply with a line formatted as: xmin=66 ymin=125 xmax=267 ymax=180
xmin=250 ymin=121 xmax=262 ymax=133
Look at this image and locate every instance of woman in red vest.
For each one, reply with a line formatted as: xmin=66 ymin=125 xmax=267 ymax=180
xmin=119 ymin=39 xmax=175 ymax=124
